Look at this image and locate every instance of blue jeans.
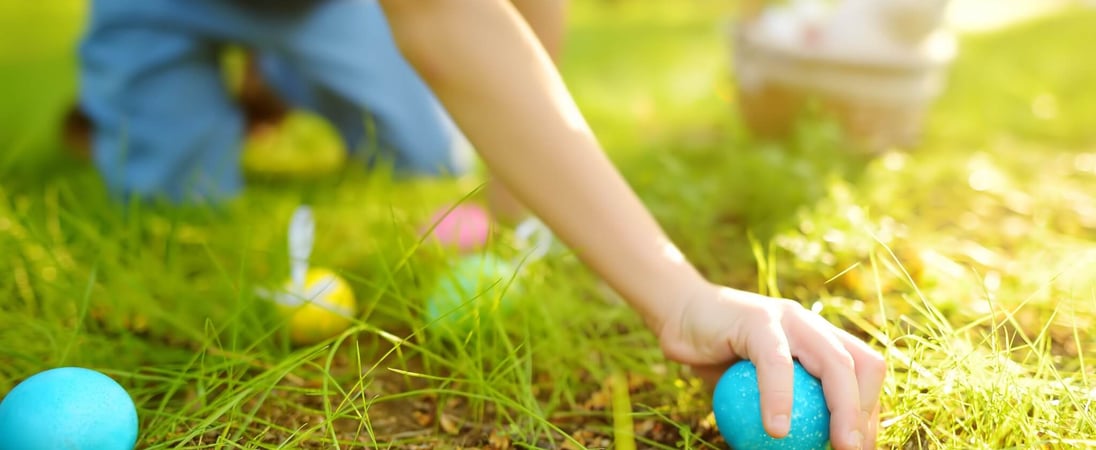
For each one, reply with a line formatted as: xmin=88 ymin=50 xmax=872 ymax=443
xmin=79 ymin=0 xmax=469 ymax=203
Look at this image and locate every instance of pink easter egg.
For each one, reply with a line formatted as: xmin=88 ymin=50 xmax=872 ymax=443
xmin=423 ymin=204 xmax=491 ymax=252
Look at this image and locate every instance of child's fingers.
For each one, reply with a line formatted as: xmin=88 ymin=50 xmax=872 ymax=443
xmin=833 ymin=327 xmax=887 ymax=443
xmin=865 ymin=403 xmax=881 ymax=449
xmin=789 ymin=311 xmax=864 ymax=450
xmin=744 ymin=317 xmax=795 ymax=438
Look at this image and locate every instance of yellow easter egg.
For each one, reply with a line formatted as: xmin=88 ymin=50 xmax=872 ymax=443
xmin=275 ymin=268 xmax=357 ymax=345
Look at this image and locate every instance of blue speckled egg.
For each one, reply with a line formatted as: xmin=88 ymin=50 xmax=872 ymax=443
xmin=0 ymin=367 xmax=138 ymax=450
xmin=425 ymin=253 xmax=521 ymax=333
xmin=713 ymin=360 xmax=830 ymax=450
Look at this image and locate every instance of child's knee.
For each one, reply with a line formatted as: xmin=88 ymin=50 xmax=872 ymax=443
xmin=91 ymin=113 xmax=245 ymax=204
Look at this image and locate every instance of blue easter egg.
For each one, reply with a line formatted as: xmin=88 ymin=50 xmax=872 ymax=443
xmin=426 ymin=253 xmax=520 ymax=332
xmin=0 ymin=367 xmax=138 ymax=450
xmin=713 ymin=360 xmax=830 ymax=450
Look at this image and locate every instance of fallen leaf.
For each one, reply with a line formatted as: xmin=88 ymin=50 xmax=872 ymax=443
xmin=412 ymin=410 xmax=433 ymax=427
xmin=440 ymin=414 xmax=461 ymax=435
xmin=487 ymin=429 xmax=512 ymax=450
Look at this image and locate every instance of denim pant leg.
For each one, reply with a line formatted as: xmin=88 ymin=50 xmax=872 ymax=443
xmin=79 ymin=0 xmax=247 ymax=203
xmin=261 ymin=0 xmax=473 ymax=177
xmin=252 ymin=54 xmax=370 ymax=161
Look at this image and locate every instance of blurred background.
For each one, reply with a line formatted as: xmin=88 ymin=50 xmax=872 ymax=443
xmin=1 ymin=1 xmax=1095 ymax=447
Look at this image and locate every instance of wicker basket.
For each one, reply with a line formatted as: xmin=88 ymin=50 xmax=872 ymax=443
xmin=730 ymin=20 xmax=957 ymax=152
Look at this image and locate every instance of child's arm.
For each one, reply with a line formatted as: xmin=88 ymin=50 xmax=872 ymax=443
xmin=510 ymin=0 xmax=567 ymax=57
xmin=383 ymin=0 xmax=698 ymax=333
xmin=485 ymin=0 xmax=569 ymax=224
xmin=379 ymin=2 xmax=883 ymax=448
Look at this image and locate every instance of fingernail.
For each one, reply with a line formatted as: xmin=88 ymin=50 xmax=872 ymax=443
xmin=847 ymin=430 xmax=864 ymax=450
xmin=770 ymin=414 xmax=789 ymax=434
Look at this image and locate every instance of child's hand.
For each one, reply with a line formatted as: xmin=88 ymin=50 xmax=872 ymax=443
xmin=659 ymin=283 xmax=885 ymax=450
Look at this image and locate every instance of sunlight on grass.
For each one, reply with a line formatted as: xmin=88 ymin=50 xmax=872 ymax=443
xmin=1 ymin=1 xmax=1095 ymax=449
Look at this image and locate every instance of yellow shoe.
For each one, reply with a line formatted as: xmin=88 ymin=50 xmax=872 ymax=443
xmin=241 ymin=111 xmax=347 ymax=179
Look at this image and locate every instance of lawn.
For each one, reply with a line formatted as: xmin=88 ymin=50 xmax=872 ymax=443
xmin=1 ymin=1 xmax=1095 ymax=448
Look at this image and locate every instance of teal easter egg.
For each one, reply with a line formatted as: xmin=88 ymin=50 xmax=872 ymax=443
xmin=0 ymin=367 xmax=139 ymax=450
xmin=713 ymin=360 xmax=830 ymax=450
xmin=426 ymin=253 xmax=520 ymax=333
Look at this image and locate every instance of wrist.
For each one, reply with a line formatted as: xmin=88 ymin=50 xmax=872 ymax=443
xmin=650 ymin=279 xmax=717 ymax=338
xmin=631 ymin=263 xmax=714 ymax=337
xmin=613 ymin=245 xmax=712 ymax=337
xmin=653 ymin=281 xmax=734 ymax=367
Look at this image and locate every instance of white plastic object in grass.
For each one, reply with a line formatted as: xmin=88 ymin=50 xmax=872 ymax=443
xmin=288 ymin=205 xmax=314 ymax=298
xmin=513 ymin=215 xmax=557 ymax=266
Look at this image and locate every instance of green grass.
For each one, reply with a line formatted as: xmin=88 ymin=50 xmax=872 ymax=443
xmin=2 ymin=1 xmax=1096 ymax=448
